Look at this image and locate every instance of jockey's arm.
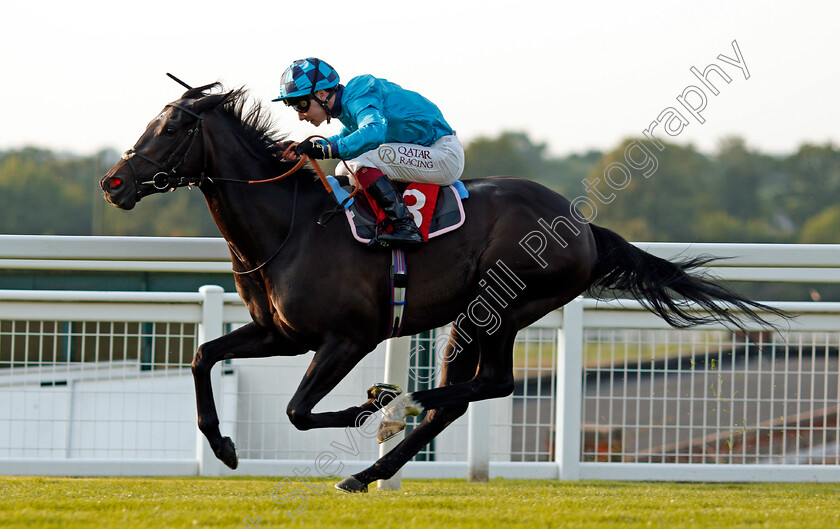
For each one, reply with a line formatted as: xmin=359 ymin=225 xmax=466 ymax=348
xmin=328 ymin=105 xmax=388 ymax=160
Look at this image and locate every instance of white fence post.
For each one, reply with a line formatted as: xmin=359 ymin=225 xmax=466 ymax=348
xmin=555 ymin=298 xmax=583 ymax=480
xmin=197 ymin=285 xmax=225 ymax=476
xmin=378 ymin=335 xmax=412 ymax=490
xmin=468 ymin=399 xmax=491 ymax=482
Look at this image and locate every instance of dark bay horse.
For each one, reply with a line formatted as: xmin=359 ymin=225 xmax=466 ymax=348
xmin=101 ymin=84 xmax=784 ymax=492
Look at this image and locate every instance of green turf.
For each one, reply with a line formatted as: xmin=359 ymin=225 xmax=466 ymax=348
xmin=1 ymin=476 xmax=839 ymax=528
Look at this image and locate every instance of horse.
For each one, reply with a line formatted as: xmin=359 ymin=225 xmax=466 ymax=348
xmin=100 ymin=83 xmax=785 ymax=492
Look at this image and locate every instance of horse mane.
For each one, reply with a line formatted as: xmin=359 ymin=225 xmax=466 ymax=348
xmin=184 ymin=83 xmax=294 ymax=170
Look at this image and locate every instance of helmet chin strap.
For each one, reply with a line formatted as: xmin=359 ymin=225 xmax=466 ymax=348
xmin=314 ymin=92 xmax=334 ymax=124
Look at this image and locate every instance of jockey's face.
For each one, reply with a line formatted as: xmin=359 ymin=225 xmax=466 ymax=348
xmin=297 ymin=90 xmax=330 ymax=127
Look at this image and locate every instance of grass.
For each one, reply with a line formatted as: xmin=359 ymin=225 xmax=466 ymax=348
xmin=2 ymin=476 xmax=839 ymax=528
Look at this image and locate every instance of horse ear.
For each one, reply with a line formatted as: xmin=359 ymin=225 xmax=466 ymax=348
xmin=192 ymin=90 xmax=236 ymax=113
xmin=183 ymin=82 xmax=219 ymax=100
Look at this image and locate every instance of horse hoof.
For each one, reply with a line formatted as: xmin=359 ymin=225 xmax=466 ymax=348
xmin=214 ymin=436 xmax=239 ymax=469
xmin=377 ymin=420 xmax=407 ymax=443
xmin=377 ymin=393 xmax=423 ymax=443
xmin=335 ymin=476 xmax=368 ymax=493
xmin=367 ymin=383 xmax=402 ymax=401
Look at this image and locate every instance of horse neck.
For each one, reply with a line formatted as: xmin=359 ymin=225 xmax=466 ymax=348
xmin=199 ymin=124 xmax=304 ymax=264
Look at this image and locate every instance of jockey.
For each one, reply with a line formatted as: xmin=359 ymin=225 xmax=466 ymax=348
xmin=273 ymin=58 xmax=465 ymax=246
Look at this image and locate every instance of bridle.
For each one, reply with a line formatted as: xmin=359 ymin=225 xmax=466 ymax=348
xmin=122 ymin=102 xmax=210 ymax=196
xmin=122 ymin=101 xmax=322 ymax=191
xmin=118 ymin=90 xmax=361 ymax=275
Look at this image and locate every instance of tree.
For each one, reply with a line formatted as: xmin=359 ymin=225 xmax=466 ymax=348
xmin=0 ymin=147 xmax=218 ymax=236
xmin=462 ymin=131 xmax=601 ymax=197
xmin=3 ymin=137 xmax=838 ymax=244
xmin=0 ymin=148 xmax=91 ymax=234
xmin=696 ymin=211 xmax=781 ymax=243
xmin=799 ymin=205 xmax=840 ymax=243
xmin=584 ymin=139 xmax=717 ymax=242
xmin=713 ymin=137 xmax=770 ymax=221
xmin=781 ymin=143 xmax=840 ymax=229
xmin=462 ymin=131 xmax=546 ymax=181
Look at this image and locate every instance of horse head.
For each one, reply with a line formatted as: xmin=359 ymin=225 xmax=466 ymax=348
xmin=100 ymin=84 xmax=232 ymax=210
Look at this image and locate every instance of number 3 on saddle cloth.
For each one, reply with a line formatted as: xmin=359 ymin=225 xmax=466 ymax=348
xmin=325 ymin=176 xmax=470 ymax=244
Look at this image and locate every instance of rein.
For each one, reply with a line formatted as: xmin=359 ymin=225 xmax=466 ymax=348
xmin=229 ymin=178 xmax=299 ymax=276
xmin=222 ymin=146 xmax=360 ymax=274
xmin=245 ymin=136 xmax=362 ymax=201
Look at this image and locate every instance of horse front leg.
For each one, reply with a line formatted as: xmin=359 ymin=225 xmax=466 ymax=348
xmin=191 ymin=322 xmax=306 ymax=469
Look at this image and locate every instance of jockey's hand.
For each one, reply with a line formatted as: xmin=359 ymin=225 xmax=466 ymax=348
xmin=278 ymin=140 xmax=300 ymax=160
xmin=295 ymin=139 xmax=331 ymax=159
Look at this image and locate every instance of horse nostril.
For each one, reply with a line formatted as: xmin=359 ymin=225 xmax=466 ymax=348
xmin=107 ymin=177 xmax=124 ymax=189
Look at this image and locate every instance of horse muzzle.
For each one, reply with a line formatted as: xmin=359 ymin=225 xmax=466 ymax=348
xmin=100 ymin=172 xmax=138 ymax=210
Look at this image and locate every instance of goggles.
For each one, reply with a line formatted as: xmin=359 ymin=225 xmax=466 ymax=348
xmin=284 ymin=96 xmax=311 ymax=113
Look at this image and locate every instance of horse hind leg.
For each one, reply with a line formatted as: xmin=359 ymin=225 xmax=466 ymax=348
xmin=337 ymin=400 xmax=471 ymax=493
xmin=337 ymin=323 xmax=491 ymax=492
xmin=374 ymin=323 xmax=517 ymax=443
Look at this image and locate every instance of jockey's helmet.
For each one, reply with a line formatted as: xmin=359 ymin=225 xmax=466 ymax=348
xmin=273 ymin=58 xmax=340 ymax=103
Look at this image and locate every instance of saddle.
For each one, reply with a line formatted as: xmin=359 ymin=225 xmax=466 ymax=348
xmin=326 ymin=176 xmax=469 ymax=244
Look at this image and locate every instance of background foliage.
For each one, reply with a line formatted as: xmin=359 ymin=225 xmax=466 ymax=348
xmin=1 ymin=134 xmax=838 ymax=243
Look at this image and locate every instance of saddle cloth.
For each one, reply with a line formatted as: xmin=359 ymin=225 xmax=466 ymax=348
xmin=327 ymin=177 xmax=469 ymax=244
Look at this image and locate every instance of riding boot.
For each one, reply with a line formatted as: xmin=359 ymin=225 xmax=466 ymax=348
xmin=365 ymin=176 xmax=424 ymax=246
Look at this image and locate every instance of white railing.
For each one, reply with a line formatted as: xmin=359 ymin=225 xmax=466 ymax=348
xmin=0 ymin=236 xmax=838 ymax=482
xmin=556 ymin=298 xmax=840 ymax=482
xmin=0 ymin=235 xmax=231 ymax=273
xmin=3 ymin=235 xmax=840 ymax=277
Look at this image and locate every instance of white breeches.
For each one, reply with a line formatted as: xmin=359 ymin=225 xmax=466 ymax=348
xmin=336 ymin=134 xmax=465 ymax=185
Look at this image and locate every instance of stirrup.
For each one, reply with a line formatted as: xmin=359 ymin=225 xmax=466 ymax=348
xmin=367 ymin=383 xmax=402 ymax=400
xmin=376 ymin=223 xmax=423 ymax=246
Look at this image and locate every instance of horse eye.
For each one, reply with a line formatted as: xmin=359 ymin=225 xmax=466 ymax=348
xmin=164 ymin=125 xmax=176 ymax=136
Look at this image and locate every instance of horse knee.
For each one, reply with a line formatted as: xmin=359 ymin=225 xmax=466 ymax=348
xmin=286 ymin=406 xmax=313 ymax=431
xmin=191 ymin=342 xmax=221 ymax=376
xmin=190 ymin=347 xmax=206 ymax=375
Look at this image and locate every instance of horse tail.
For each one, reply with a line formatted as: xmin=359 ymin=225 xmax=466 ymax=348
xmin=586 ymin=224 xmax=788 ymax=330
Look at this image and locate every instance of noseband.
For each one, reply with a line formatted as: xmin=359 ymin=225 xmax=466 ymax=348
xmin=122 ymin=102 xmax=210 ymax=195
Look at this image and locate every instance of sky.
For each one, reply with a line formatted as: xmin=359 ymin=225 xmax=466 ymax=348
xmin=2 ymin=0 xmax=838 ymax=159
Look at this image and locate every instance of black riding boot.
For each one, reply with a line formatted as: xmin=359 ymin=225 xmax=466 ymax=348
xmin=366 ymin=176 xmax=423 ymax=246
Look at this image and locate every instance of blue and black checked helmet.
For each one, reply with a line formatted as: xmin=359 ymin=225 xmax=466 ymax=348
xmin=273 ymin=58 xmax=340 ymax=102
